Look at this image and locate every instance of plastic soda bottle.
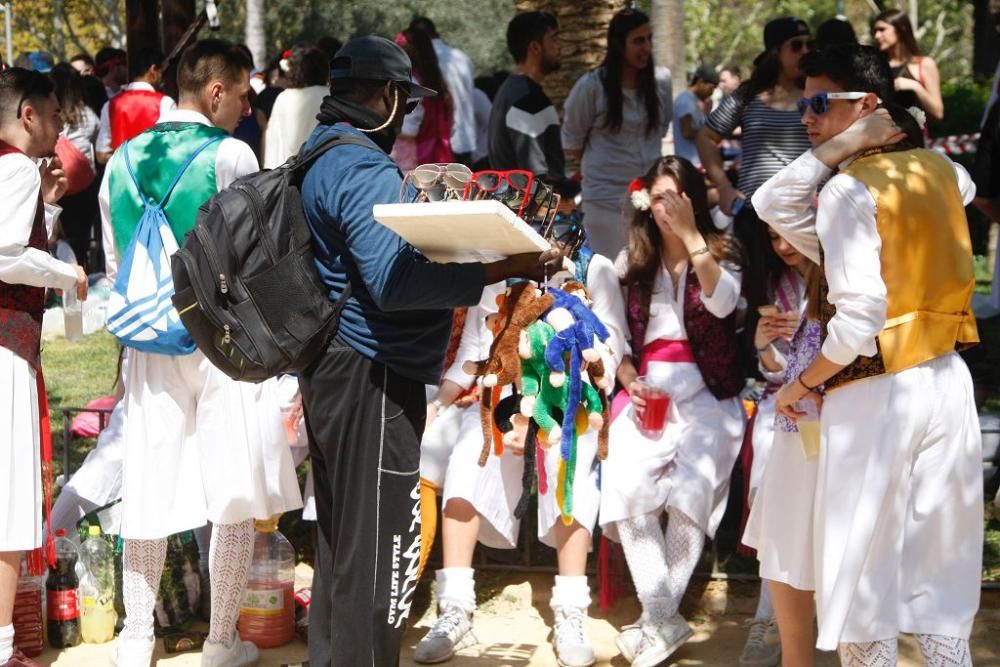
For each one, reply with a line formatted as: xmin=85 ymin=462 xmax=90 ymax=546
xmin=79 ymin=525 xmax=116 ymax=643
xmin=46 ymin=529 xmax=81 ymax=648
xmin=237 ymin=517 xmax=296 ymax=648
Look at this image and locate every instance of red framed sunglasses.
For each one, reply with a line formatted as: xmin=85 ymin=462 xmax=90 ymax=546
xmin=463 ymin=170 xmax=536 ymax=218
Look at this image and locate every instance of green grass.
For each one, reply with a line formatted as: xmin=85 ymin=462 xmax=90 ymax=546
xmin=42 ymin=330 xmax=120 ymax=408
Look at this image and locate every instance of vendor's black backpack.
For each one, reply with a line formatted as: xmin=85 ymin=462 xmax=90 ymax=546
xmin=171 ymin=133 xmax=372 ymax=382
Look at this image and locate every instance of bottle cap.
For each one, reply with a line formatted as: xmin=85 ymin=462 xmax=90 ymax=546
xmin=254 ymin=516 xmax=280 ymax=533
xmin=88 ymin=525 xmax=101 ymax=536
xmin=54 ymin=528 xmax=66 ymax=537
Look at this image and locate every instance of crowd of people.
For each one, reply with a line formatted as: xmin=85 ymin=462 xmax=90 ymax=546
xmin=0 ymin=5 xmax=993 ymax=667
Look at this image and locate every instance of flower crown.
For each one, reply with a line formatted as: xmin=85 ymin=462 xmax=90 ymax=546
xmin=628 ymin=177 xmax=651 ymax=211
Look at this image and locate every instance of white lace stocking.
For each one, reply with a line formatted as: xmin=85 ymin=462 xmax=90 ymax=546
xmin=662 ymin=508 xmax=704 ymax=618
xmin=207 ymin=519 xmax=254 ymax=646
xmin=120 ymin=538 xmax=167 ymax=640
xmin=915 ymin=634 xmax=972 ymax=667
xmin=618 ymin=511 xmax=671 ymax=623
xmin=837 ymin=639 xmax=899 ymax=666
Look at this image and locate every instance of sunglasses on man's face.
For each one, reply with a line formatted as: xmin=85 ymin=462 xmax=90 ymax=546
xmin=796 ymin=91 xmax=878 ymax=117
xmin=785 ymin=37 xmax=815 ymax=53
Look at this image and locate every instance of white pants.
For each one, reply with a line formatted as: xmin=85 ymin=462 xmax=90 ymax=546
xmin=0 ymin=347 xmax=41 ymax=551
xmin=422 ymin=401 xmax=602 ymax=549
xmin=814 ymin=353 xmax=982 ymax=649
xmin=743 ymin=428 xmax=817 ymax=591
xmin=119 ymin=349 xmax=302 ymax=540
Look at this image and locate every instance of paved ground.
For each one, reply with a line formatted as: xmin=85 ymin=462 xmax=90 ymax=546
xmin=34 ymin=570 xmax=1000 ymax=666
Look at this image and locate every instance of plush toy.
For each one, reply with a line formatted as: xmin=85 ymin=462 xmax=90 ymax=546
xmin=543 ymin=285 xmax=612 ymax=388
xmin=463 ymin=282 xmax=554 ymax=466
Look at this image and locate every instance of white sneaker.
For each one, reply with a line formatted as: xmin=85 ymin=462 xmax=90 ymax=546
xmin=413 ymin=606 xmax=477 ymax=664
xmin=739 ymin=617 xmax=781 ymax=667
xmin=615 ymin=620 xmax=644 ymax=663
xmin=110 ymin=635 xmax=155 ymax=667
xmin=552 ymin=605 xmax=596 ymax=667
xmin=632 ymin=615 xmax=693 ymax=667
xmin=201 ymin=637 xmax=259 ymax=667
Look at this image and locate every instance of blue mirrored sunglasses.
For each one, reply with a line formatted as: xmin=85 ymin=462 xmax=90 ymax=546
xmin=796 ymin=91 xmax=879 ymax=117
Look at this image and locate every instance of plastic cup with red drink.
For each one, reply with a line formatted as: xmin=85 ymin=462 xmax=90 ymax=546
xmin=634 ymin=375 xmax=671 ymax=439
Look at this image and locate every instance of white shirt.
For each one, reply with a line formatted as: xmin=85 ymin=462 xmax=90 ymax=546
xmin=61 ymin=106 xmax=101 ymax=168
xmin=752 ymin=150 xmax=975 ymax=366
xmin=672 ymin=89 xmax=705 ymax=167
xmin=262 ymin=86 xmax=327 ymax=169
xmin=471 ymin=87 xmax=492 ymax=161
xmin=99 ymin=109 xmax=260 ymax=280
xmin=0 ymin=153 xmax=78 ymax=291
xmin=96 ymin=82 xmax=177 ymax=155
xmin=433 ymin=38 xmax=476 ymax=155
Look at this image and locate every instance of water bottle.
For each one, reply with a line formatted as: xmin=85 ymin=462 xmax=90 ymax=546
xmin=46 ymin=529 xmax=81 ymax=648
xmin=237 ymin=517 xmax=295 ymax=648
xmin=63 ymin=288 xmax=83 ymax=342
xmin=79 ymin=526 xmax=116 ymax=643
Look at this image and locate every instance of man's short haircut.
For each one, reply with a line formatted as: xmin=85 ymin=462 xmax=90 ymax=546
xmin=95 ymin=47 xmax=126 ymax=74
xmin=507 ymin=11 xmax=558 ymax=63
xmin=177 ymin=39 xmax=252 ymax=96
xmin=799 ymin=43 xmax=892 ymax=102
xmin=720 ymin=65 xmax=741 ymax=79
xmin=129 ymin=47 xmax=165 ymax=81
xmin=70 ymin=53 xmax=94 ymax=66
xmin=409 ymin=16 xmax=439 ymax=39
xmin=0 ymin=67 xmax=55 ymax=120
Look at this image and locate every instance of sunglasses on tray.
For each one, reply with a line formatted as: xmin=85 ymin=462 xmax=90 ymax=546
xmin=796 ymin=91 xmax=880 ymax=116
xmin=463 ymin=170 xmax=537 ymax=217
xmin=401 ymin=163 xmax=473 ymax=202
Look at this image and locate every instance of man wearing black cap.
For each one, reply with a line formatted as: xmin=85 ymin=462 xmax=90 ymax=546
xmin=298 ymin=35 xmax=558 ymax=666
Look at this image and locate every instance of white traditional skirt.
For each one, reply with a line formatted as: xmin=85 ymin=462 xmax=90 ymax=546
xmin=119 ymin=350 xmax=302 ymax=540
xmin=0 ymin=346 xmax=42 ymax=551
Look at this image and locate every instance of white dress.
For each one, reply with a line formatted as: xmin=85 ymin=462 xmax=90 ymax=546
xmin=262 ymin=86 xmax=328 ymax=169
xmin=599 ymin=256 xmax=745 ymax=540
xmin=421 ymin=254 xmax=628 ymax=548
xmin=0 ymin=152 xmax=79 ymax=551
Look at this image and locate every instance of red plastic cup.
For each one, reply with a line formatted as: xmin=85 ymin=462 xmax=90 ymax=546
xmin=635 ymin=375 xmax=671 ymax=438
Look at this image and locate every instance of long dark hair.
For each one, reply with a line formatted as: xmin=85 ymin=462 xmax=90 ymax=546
xmin=622 ymin=156 xmax=744 ymax=292
xmin=399 ymin=27 xmax=451 ymax=111
xmin=599 ymin=8 xmax=660 ymax=136
xmin=49 ymin=63 xmax=88 ymax=127
xmin=872 ymin=9 xmax=923 ymax=62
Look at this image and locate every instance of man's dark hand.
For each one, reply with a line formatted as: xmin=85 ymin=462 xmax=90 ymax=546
xmin=484 ymin=245 xmax=564 ymax=285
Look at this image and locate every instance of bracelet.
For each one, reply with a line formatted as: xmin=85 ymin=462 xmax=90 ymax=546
xmin=797 ymin=375 xmax=820 ymax=394
xmin=689 ymin=245 xmax=710 ymax=258
xmin=431 ymin=398 xmax=447 ymax=411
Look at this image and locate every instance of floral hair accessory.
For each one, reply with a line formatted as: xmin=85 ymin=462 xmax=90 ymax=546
xmin=906 ymin=106 xmax=926 ymax=131
xmin=279 ymin=48 xmax=292 ymax=74
xmin=628 ymin=177 xmax=651 ymax=211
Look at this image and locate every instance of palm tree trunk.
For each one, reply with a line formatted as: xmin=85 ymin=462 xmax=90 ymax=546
xmin=651 ymin=0 xmax=684 ymax=89
xmin=514 ymin=0 xmax=627 ymax=110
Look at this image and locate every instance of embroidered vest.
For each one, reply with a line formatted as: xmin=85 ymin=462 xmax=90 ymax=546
xmin=822 ymin=149 xmax=979 ymax=390
xmin=107 ymin=122 xmax=226 ymax=255
xmin=626 ymin=264 xmax=743 ymax=400
xmin=109 ymin=89 xmax=166 ymax=151
xmin=0 ymin=143 xmax=48 ymax=369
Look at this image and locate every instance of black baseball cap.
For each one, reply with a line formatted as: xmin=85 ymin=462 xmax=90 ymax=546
xmin=330 ymin=35 xmax=436 ymax=98
xmin=754 ymin=17 xmax=811 ymax=65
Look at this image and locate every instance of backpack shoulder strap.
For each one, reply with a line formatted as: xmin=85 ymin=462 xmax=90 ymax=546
xmin=121 ymin=135 xmax=223 ymax=210
xmin=293 ymin=132 xmax=378 ymax=173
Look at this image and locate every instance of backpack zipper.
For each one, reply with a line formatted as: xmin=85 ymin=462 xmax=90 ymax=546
xmin=193 ymin=223 xmax=229 ymax=297
xmin=236 ymin=185 xmax=277 ymax=265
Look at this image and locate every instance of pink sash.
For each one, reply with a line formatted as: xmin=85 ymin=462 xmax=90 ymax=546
xmin=611 ymin=339 xmax=694 ymax=420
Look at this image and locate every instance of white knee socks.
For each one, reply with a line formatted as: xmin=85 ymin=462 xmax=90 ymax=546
xmin=915 ymin=634 xmax=972 ymax=667
xmin=0 ymin=623 xmax=14 ymax=663
xmin=434 ymin=568 xmax=476 ymax=616
xmin=120 ymin=538 xmax=168 ymax=641
xmin=837 ymin=639 xmax=898 ymax=666
xmin=662 ymin=508 xmax=704 ymax=618
xmin=550 ymin=575 xmax=591 ymax=612
xmin=206 ymin=519 xmax=254 ymax=647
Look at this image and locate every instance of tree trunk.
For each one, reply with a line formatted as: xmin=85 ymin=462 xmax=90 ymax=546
xmin=974 ymin=0 xmax=1000 ymax=78
xmin=651 ymin=0 xmax=684 ymax=91
xmin=514 ymin=0 xmax=627 ymax=110
xmin=245 ymin=0 xmax=267 ymax=71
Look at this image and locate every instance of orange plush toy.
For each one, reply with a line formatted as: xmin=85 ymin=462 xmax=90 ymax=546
xmin=463 ymin=282 xmax=554 ymax=466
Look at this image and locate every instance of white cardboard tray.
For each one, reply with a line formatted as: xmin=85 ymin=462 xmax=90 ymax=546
xmin=372 ymin=199 xmax=550 ymax=263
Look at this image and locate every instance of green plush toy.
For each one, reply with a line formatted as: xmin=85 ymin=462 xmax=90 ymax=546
xmin=518 ymin=319 xmax=566 ymax=445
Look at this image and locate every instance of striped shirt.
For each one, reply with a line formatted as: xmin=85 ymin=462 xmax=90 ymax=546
xmin=706 ymin=94 xmax=811 ymax=199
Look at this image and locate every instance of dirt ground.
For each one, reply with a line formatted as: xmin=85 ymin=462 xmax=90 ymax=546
xmin=34 ymin=570 xmax=1000 ymax=666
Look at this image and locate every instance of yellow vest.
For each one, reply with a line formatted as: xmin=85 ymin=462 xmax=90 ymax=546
xmin=840 ymin=148 xmax=979 ymax=375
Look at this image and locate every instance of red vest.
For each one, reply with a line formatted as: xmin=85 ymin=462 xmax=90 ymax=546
xmin=0 ymin=142 xmax=47 ymax=369
xmin=109 ymin=89 xmax=165 ymax=150
xmin=626 ymin=264 xmax=744 ymax=401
